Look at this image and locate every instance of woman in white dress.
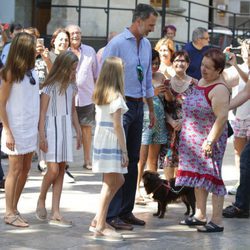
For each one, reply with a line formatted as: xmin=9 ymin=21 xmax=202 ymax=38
xmin=0 ymin=32 xmax=39 ymax=227
xmin=36 ymin=51 xmax=81 ymax=227
xmin=89 ymin=57 xmax=128 ymax=241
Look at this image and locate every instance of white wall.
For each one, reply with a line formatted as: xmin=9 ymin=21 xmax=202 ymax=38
xmin=0 ymin=0 xmax=15 ymax=23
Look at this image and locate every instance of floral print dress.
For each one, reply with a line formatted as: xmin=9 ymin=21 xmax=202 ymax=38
xmin=175 ymin=83 xmax=228 ymax=196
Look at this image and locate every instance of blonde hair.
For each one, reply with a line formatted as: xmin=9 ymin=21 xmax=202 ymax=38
xmin=1 ymin=32 xmax=36 ymax=83
xmin=93 ymin=57 xmax=124 ymax=105
xmin=43 ymin=51 xmax=78 ymax=94
xmin=154 ymin=38 xmax=175 ymax=58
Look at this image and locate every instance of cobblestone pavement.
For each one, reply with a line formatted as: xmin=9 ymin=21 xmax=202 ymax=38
xmin=0 ymin=140 xmax=249 ymax=250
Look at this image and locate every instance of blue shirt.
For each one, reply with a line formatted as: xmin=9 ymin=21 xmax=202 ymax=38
xmin=0 ymin=43 xmax=11 ymax=65
xmin=184 ymin=42 xmax=210 ymax=80
xmin=102 ymin=28 xmax=154 ymax=98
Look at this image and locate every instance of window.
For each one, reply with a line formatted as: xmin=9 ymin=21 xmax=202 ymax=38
xmin=240 ymin=1 xmax=250 ymax=14
xmin=150 ymin=0 xmax=170 ymax=8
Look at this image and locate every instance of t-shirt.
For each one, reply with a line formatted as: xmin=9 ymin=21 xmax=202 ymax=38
xmin=184 ymin=42 xmax=210 ymax=80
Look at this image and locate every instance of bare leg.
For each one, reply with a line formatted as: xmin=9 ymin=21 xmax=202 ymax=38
xmin=234 ymin=137 xmax=247 ymax=179
xmin=164 ymin=167 xmax=175 ymax=181
xmin=211 ymin=194 xmax=224 ymax=226
xmin=147 ymin=144 xmax=161 ymax=172
xmin=13 ymin=152 xmax=33 ymax=211
xmin=5 ymin=155 xmax=24 ymax=216
xmin=81 ymin=125 xmax=92 ymax=166
xmin=95 ymin=173 xmax=124 ymax=230
xmin=136 ymin=145 xmax=149 ymax=198
xmin=37 ymin=162 xmax=60 ymax=210
xmin=51 ymin=162 xmax=66 ymax=219
xmin=193 ymin=188 xmax=208 ymax=221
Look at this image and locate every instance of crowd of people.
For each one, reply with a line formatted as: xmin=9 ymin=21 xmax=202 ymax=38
xmin=0 ymin=2 xmax=250 ymax=242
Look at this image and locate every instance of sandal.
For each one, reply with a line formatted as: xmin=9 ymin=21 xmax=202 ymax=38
xmin=94 ymin=228 xmax=124 ymax=242
xmin=83 ymin=164 xmax=92 ymax=170
xmin=4 ymin=215 xmax=29 ymax=228
xmin=48 ymin=217 xmax=72 ymax=228
xmin=16 ymin=211 xmax=28 ymax=224
xmin=135 ymin=196 xmax=147 ymax=206
xmin=197 ymin=221 xmax=224 ymax=233
xmin=179 ymin=216 xmax=207 ymax=226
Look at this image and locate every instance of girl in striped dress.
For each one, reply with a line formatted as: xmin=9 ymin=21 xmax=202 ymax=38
xmin=90 ymin=57 xmax=128 ymax=241
xmin=36 ymin=51 xmax=82 ymax=227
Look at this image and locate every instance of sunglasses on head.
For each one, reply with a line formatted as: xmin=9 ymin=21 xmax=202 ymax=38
xmin=26 ymin=70 xmax=36 ymax=85
xmin=136 ymin=64 xmax=144 ymax=83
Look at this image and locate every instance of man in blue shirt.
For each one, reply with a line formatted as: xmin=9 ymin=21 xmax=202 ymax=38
xmin=101 ymin=3 xmax=158 ymax=230
xmin=184 ymin=27 xmax=210 ymax=80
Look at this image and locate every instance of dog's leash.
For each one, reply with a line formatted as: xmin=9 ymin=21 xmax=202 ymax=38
xmin=151 ymin=181 xmax=171 ymax=194
xmin=169 ymin=185 xmax=185 ymax=194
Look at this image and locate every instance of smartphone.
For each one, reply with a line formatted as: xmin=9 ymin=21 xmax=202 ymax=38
xmin=225 ymin=52 xmax=232 ymax=62
xmin=37 ymin=38 xmax=44 ymax=46
xmin=229 ymin=47 xmax=241 ymax=54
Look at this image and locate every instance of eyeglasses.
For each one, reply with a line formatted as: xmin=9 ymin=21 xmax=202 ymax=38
xmin=173 ymin=59 xmax=187 ymax=63
xmin=136 ymin=64 xmax=144 ymax=82
xmin=201 ymin=37 xmax=209 ymax=40
xmin=26 ymin=70 xmax=36 ymax=85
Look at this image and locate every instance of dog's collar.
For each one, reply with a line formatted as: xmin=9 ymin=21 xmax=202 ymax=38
xmin=151 ymin=181 xmax=171 ymax=194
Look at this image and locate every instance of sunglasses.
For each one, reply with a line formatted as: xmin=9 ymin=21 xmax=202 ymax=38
xmin=136 ymin=64 xmax=144 ymax=82
xmin=26 ymin=70 xmax=36 ymax=85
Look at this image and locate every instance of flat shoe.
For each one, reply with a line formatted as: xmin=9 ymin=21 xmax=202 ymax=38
xmin=36 ymin=204 xmax=47 ymax=221
xmin=83 ymin=164 xmax=92 ymax=170
xmin=135 ymin=196 xmax=147 ymax=206
xmin=89 ymin=219 xmax=115 ymax=232
xmin=4 ymin=215 xmax=29 ymax=228
xmin=48 ymin=218 xmax=72 ymax=228
xmin=94 ymin=228 xmax=124 ymax=242
xmin=197 ymin=221 xmax=224 ymax=233
xmin=16 ymin=211 xmax=28 ymax=224
xmin=179 ymin=216 xmax=207 ymax=226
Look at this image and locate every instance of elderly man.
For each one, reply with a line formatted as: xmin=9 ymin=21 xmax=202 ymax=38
xmin=99 ymin=3 xmax=158 ymax=230
xmin=184 ymin=27 xmax=210 ymax=80
xmin=66 ymin=25 xmax=98 ymax=170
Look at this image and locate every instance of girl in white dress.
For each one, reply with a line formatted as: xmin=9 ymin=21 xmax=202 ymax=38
xmin=90 ymin=57 xmax=128 ymax=241
xmin=36 ymin=51 xmax=81 ymax=227
xmin=0 ymin=33 xmax=39 ymax=227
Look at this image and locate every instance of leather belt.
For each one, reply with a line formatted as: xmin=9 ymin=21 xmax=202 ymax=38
xmin=125 ymin=96 xmax=143 ymax=102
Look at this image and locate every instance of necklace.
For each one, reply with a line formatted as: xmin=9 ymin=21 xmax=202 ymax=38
xmin=171 ymin=75 xmax=190 ymax=93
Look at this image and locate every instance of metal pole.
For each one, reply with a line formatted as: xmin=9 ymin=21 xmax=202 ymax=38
xmin=161 ymin=0 xmax=166 ymax=37
xmin=106 ymin=0 xmax=110 ymax=40
xmin=78 ymin=0 xmax=81 ymax=27
xmin=187 ymin=1 xmax=191 ymax=42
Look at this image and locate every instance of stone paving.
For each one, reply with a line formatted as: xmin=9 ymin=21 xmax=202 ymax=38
xmin=0 ymin=140 xmax=249 ymax=250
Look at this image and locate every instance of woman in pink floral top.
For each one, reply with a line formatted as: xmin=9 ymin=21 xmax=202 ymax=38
xmin=176 ymin=48 xmax=230 ymax=233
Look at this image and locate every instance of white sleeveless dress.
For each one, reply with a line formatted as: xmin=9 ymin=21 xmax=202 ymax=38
xmin=1 ymin=69 xmax=40 ymax=155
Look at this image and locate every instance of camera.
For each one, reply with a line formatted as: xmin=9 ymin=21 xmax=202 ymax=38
xmin=229 ymin=47 xmax=241 ymax=54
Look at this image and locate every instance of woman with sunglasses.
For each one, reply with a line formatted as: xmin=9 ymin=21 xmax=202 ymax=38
xmin=0 ymin=32 xmax=39 ymax=227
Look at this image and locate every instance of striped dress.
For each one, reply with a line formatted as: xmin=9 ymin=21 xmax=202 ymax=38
xmin=92 ymin=95 xmax=128 ymax=173
xmin=40 ymin=83 xmax=77 ymax=163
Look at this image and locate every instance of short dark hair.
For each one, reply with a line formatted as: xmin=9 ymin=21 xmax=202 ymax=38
xmin=10 ymin=23 xmax=23 ymax=34
xmin=163 ymin=25 xmax=177 ymax=35
xmin=152 ymin=49 xmax=160 ymax=62
xmin=132 ymin=3 xmax=158 ymax=23
xmin=171 ymin=50 xmax=190 ymax=63
xmin=203 ymin=48 xmax=225 ymax=73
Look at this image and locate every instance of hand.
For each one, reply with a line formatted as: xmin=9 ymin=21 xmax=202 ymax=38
xmin=227 ymin=52 xmax=237 ymax=66
xmin=148 ymin=111 xmax=155 ymax=129
xmin=202 ymin=140 xmax=213 ymax=158
xmin=121 ymin=152 xmax=129 ymax=168
xmin=41 ymin=48 xmax=50 ymax=61
xmin=6 ymin=131 xmax=15 ymax=151
xmin=154 ymin=85 xmax=167 ymax=96
xmin=76 ymin=129 xmax=82 ymax=150
xmin=39 ymin=137 xmax=48 ymax=153
xmin=172 ymin=119 xmax=182 ymax=131
xmin=36 ymin=44 xmax=45 ymax=56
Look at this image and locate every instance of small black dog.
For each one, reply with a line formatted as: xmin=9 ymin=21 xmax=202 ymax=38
xmin=142 ymin=170 xmax=196 ymax=218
